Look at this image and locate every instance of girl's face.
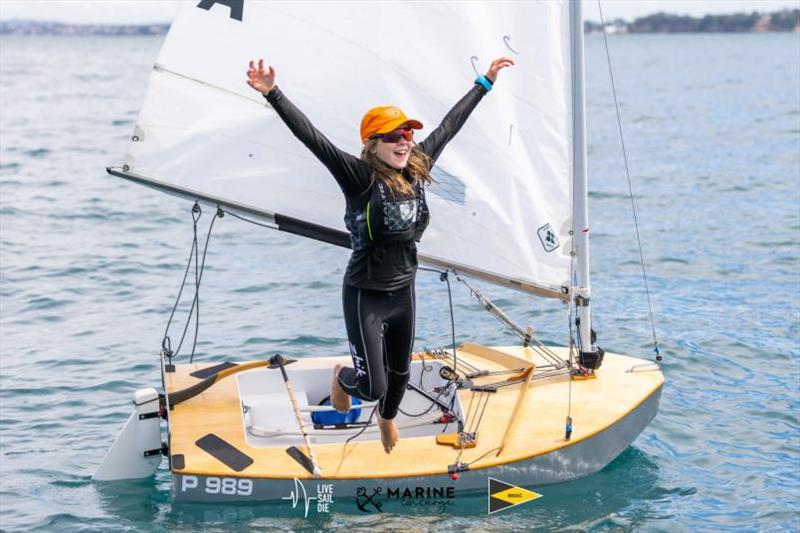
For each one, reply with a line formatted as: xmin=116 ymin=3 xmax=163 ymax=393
xmin=373 ymin=127 xmax=413 ymax=169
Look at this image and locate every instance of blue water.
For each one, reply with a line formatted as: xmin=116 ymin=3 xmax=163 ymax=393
xmin=1 ymin=33 xmax=798 ymax=531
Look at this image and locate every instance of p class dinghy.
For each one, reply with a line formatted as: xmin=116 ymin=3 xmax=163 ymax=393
xmin=95 ymin=0 xmax=664 ymax=505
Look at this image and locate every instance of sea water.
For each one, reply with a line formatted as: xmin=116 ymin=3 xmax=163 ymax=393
xmin=0 ymin=33 xmax=798 ymax=531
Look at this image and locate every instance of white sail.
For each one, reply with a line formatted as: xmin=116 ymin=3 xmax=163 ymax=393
xmin=117 ymin=0 xmax=575 ymax=299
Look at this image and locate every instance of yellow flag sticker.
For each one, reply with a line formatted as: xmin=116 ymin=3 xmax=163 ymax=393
xmin=487 ymin=478 xmax=542 ymax=514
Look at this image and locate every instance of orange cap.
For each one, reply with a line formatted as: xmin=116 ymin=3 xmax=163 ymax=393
xmin=360 ymin=106 xmax=423 ymax=143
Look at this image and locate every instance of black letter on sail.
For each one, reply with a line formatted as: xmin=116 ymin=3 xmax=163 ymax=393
xmin=197 ymin=0 xmax=244 ymax=21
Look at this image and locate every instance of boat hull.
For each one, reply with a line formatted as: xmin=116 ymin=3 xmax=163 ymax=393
xmin=171 ymin=382 xmax=662 ymax=505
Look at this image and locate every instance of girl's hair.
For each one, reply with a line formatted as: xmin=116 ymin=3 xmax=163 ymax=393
xmin=361 ymin=138 xmax=432 ymax=196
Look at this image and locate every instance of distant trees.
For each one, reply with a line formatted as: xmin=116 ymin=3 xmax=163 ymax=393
xmin=770 ymin=10 xmax=800 ymax=31
xmin=586 ymin=9 xmax=799 ymax=34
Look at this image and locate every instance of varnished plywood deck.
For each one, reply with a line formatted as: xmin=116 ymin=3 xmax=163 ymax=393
xmin=165 ymin=345 xmax=663 ymax=479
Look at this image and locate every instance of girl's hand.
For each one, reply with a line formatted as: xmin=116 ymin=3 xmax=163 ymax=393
xmin=485 ymin=57 xmax=515 ymax=83
xmin=246 ymin=59 xmax=276 ymax=95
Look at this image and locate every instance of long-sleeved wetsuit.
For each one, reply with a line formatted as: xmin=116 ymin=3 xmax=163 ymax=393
xmin=265 ymin=83 xmax=487 ymax=418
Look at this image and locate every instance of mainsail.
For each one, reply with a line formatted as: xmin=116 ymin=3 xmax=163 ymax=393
xmin=111 ymin=1 xmax=578 ymax=299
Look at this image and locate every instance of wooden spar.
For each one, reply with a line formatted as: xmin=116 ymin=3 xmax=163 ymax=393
xmin=495 ymin=365 xmax=535 ymax=457
xmin=271 ymin=355 xmax=322 ymax=478
xmin=457 ymin=342 xmax=534 ymax=372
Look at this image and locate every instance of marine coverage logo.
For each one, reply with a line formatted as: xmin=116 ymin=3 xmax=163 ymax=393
xmin=355 ymin=485 xmax=456 ymax=514
xmin=487 ymin=478 xmax=542 ymax=514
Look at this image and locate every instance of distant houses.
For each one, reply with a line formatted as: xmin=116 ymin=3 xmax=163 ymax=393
xmin=585 ymin=9 xmax=800 ymax=34
xmin=0 ymin=19 xmax=170 ymax=36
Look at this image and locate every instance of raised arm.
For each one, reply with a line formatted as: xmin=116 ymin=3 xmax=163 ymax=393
xmin=419 ymin=57 xmax=515 ymax=164
xmin=246 ymin=59 xmax=371 ymax=196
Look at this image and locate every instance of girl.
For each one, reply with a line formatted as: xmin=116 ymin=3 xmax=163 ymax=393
xmin=246 ymin=56 xmax=513 ymax=453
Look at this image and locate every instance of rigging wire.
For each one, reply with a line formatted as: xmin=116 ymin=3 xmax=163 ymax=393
xmin=597 ymin=0 xmax=662 ymax=364
xmin=455 ymin=275 xmax=567 ymax=368
xmin=418 ymin=266 xmax=459 ymax=376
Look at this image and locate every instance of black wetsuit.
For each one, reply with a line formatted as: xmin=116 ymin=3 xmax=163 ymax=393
xmin=265 ymin=83 xmax=487 ymax=418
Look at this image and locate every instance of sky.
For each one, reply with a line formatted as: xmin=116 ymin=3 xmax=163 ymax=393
xmin=0 ymin=0 xmax=798 ymax=24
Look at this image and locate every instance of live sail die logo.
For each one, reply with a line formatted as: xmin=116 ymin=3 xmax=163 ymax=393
xmin=282 ymin=478 xmax=334 ymax=518
xmin=487 ymin=478 xmax=542 ymax=514
xmin=537 ymin=223 xmax=560 ymax=252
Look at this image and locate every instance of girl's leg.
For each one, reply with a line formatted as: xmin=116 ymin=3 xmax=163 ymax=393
xmin=337 ymin=284 xmax=388 ymax=403
xmin=378 ymin=282 xmax=415 ymax=420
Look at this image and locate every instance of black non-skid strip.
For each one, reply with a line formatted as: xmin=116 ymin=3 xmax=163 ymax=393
xmin=190 ymin=362 xmax=238 ymax=379
xmin=285 ymin=446 xmax=315 ymax=475
xmin=171 ymin=454 xmax=185 ymax=470
xmin=195 ymin=434 xmax=253 ymax=472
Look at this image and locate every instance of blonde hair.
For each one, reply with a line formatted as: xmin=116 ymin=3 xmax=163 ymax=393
xmin=361 ymin=139 xmax=432 ymax=196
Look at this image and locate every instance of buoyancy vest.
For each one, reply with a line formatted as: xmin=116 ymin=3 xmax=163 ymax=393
xmin=344 ymin=179 xmax=430 ymax=252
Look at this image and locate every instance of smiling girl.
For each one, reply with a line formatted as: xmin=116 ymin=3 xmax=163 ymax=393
xmin=246 ymin=57 xmax=513 ymax=453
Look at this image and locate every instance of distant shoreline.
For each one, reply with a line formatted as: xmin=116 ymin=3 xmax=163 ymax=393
xmin=585 ymin=9 xmax=799 ymax=34
xmin=1 ymin=9 xmax=798 ymax=36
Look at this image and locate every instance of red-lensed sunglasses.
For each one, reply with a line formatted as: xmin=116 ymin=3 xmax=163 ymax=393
xmin=373 ymin=128 xmax=413 ymax=143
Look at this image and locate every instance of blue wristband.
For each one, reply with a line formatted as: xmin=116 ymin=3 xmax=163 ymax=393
xmin=474 ymin=75 xmax=493 ymax=92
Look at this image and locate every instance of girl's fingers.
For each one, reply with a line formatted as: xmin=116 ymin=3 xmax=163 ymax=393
xmin=258 ymin=58 xmax=264 ymax=72
xmin=268 ymin=65 xmax=275 ymax=77
xmin=492 ymin=58 xmax=515 ymax=68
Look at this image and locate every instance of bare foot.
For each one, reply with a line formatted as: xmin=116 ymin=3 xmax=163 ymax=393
xmin=377 ymin=413 xmax=399 ymax=454
xmin=330 ymin=364 xmax=351 ymax=413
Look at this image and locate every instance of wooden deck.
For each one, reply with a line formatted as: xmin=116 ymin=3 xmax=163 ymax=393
xmin=165 ymin=345 xmax=663 ymax=479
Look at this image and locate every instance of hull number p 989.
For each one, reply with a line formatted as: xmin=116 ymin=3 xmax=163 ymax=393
xmin=180 ymin=475 xmax=253 ymax=496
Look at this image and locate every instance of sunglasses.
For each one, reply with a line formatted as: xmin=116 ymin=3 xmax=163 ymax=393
xmin=373 ymin=128 xmax=413 ymax=143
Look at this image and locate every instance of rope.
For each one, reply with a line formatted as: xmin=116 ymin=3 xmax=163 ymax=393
xmin=221 ymin=208 xmax=276 ymax=230
xmin=161 ymin=204 xmax=201 ymax=363
xmin=188 ymin=207 xmax=221 ymax=362
xmin=345 ymin=405 xmax=377 ymax=446
xmin=597 ymin=1 xmax=661 ymax=364
xmin=398 ymin=380 xmax=457 ymax=418
xmin=160 ymin=203 xmax=221 ymax=364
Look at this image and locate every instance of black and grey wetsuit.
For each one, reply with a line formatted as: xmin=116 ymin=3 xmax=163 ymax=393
xmin=265 ymin=83 xmax=487 ymax=419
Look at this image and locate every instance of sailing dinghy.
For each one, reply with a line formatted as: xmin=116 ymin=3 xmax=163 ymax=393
xmin=95 ymin=0 xmax=664 ymax=506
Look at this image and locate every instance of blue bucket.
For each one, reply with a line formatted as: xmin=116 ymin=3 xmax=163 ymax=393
xmin=311 ymin=396 xmax=362 ymax=425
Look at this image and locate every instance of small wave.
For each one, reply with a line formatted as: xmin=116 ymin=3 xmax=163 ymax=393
xmin=233 ymin=282 xmax=283 ymax=293
xmin=22 ymin=296 xmax=73 ymax=312
xmin=657 ymin=256 xmax=689 ymax=265
xmin=23 ymin=148 xmax=50 ymax=158
xmin=279 ymin=335 xmax=341 ymax=346
xmin=588 ymin=191 xmax=629 ymax=200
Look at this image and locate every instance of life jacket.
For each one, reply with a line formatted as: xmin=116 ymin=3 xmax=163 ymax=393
xmin=344 ymin=178 xmax=430 ymax=252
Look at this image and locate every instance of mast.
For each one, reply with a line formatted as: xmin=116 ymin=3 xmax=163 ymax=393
xmin=570 ymin=0 xmax=600 ymax=365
